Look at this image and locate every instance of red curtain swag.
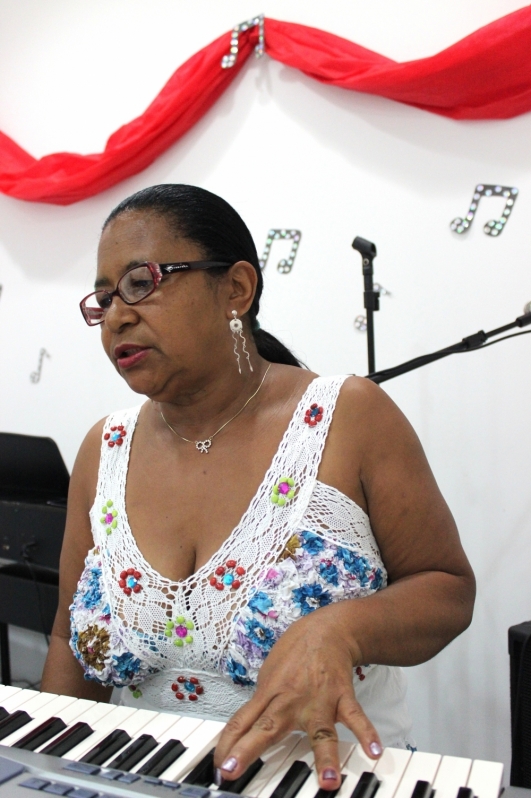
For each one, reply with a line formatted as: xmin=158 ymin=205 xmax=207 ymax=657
xmin=1 ymin=6 xmax=531 ymax=205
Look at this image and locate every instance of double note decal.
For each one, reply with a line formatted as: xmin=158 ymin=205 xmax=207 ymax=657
xmin=30 ymin=348 xmax=50 ymax=384
xmin=450 ymin=184 xmax=519 ymax=237
xmin=259 ymin=229 xmax=302 ymax=274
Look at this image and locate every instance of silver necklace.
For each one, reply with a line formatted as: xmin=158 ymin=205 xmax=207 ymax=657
xmin=159 ymin=363 xmax=272 ymax=453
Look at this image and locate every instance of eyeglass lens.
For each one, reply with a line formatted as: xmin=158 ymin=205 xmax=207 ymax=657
xmin=82 ymin=264 xmax=156 ymax=324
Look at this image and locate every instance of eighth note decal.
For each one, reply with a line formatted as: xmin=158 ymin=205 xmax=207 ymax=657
xmin=259 ymin=229 xmax=302 ymax=274
xmin=450 ymin=184 xmax=518 ymax=237
xmin=30 ymin=348 xmax=51 ymax=384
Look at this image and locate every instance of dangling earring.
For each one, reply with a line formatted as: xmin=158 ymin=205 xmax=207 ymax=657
xmin=229 ymin=311 xmax=253 ymax=373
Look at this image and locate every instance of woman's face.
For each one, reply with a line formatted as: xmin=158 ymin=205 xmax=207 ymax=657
xmin=96 ymin=210 xmax=230 ymax=401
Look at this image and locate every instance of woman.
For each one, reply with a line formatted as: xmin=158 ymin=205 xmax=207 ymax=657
xmin=42 ymin=184 xmax=475 ymax=791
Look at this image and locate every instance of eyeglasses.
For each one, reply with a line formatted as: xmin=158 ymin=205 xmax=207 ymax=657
xmin=80 ymin=261 xmax=231 ymax=326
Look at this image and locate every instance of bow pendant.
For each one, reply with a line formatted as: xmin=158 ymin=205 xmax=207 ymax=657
xmin=196 ymin=439 xmax=212 ymax=454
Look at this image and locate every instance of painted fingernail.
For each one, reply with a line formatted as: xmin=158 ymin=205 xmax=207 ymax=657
xmin=369 ymin=742 xmax=383 ymax=757
xmin=214 ymin=768 xmax=222 ymax=786
xmin=323 ymin=768 xmax=338 ymax=781
xmin=221 ymin=756 xmax=238 ymax=772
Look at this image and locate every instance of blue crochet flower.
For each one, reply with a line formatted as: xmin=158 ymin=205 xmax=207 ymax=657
xmin=337 ymin=548 xmax=372 ymax=586
xmin=112 ymin=652 xmax=142 ymax=682
xmin=244 ymin=618 xmax=275 ymax=653
xmin=81 ymin=568 xmax=103 ymax=610
xmin=225 ymin=657 xmax=255 ymax=687
xmin=292 ymin=583 xmax=332 ymax=615
xmin=248 ymin=591 xmax=274 ymax=615
xmin=300 ymin=530 xmax=325 ymax=556
xmin=370 ymin=568 xmax=385 ymax=591
xmin=319 ymin=561 xmax=339 ymax=586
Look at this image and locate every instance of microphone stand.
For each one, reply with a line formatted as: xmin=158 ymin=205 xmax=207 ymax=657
xmin=366 ymin=312 xmax=531 ymax=384
xmin=352 ymin=237 xmax=380 ymax=374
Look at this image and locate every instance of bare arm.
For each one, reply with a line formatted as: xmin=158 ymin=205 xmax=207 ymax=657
xmin=41 ymin=420 xmax=113 ymax=702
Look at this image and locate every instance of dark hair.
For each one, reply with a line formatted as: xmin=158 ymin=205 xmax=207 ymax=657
xmin=103 ymin=184 xmax=303 ymax=368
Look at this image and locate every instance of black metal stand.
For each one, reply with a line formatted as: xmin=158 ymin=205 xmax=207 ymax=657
xmin=352 ymin=237 xmax=380 ymax=374
xmin=366 ymin=312 xmax=531 ymax=383
xmin=0 ymin=622 xmax=11 ymax=686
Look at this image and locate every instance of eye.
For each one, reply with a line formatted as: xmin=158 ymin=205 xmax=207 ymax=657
xmin=96 ymin=292 xmax=112 ymax=309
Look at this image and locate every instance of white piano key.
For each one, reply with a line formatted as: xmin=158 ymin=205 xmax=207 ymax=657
xmin=44 ymin=699 xmax=118 ymax=758
xmin=0 ymin=694 xmax=78 ymax=746
xmin=257 ymin=735 xmax=314 ymax=798
xmin=245 ymin=734 xmax=303 ymax=798
xmin=88 ymin=707 xmax=161 ymax=767
xmin=336 ymin=743 xmax=377 ymax=798
xmin=372 ymin=747 xmax=412 ymax=798
xmin=0 ymin=688 xmax=44 ymax=713
xmin=432 ymin=755 xmax=472 ymax=798
xmin=62 ymin=704 xmax=139 ymax=760
xmin=393 ymin=751 xmax=441 ymax=798
xmin=159 ymin=719 xmax=225 ymax=782
xmin=32 ymin=699 xmax=97 ymax=753
xmin=295 ymin=740 xmax=355 ymax=798
xmin=131 ymin=714 xmax=203 ymax=774
xmin=0 ymin=685 xmax=22 ymax=704
xmin=466 ymin=758 xmax=504 ymax=798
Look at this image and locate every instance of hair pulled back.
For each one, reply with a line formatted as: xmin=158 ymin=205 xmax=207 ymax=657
xmin=103 ymin=184 xmax=302 ymax=368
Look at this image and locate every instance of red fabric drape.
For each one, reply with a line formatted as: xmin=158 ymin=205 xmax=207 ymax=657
xmin=1 ymin=7 xmax=531 ymax=205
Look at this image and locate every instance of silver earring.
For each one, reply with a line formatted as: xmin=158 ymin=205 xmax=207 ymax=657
xmin=229 ymin=311 xmax=253 ymax=373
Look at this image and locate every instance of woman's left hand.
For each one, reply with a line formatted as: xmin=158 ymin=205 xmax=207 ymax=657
xmin=213 ymin=607 xmax=382 ymax=791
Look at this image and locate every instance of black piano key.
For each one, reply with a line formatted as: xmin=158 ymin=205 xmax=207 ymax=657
xmin=409 ymin=781 xmax=434 ymax=798
xmin=137 ymin=739 xmax=187 ymax=777
xmin=313 ymin=772 xmax=347 ymax=798
xmin=79 ymin=728 xmax=131 ymax=765
xmin=0 ymin=707 xmax=8 ymax=722
xmin=270 ymin=760 xmax=312 ymax=798
xmin=220 ymin=758 xmax=264 ymax=794
xmin=456 ymin=789 xmax=474 ymax=798
xmin=183 ymin=747 xmax=216 ymax=786
xmin=350 ymin=771 xmax=380 ymax=798
xmin=13 ymin=716 xmax=67 ymax=751
xmin=40 ymin=721 xmax=94 ymax=756
xmin=0 ymin=710 xmax=32 ymax=741
xmin=107 ymin=733 xmax=158 ymax=771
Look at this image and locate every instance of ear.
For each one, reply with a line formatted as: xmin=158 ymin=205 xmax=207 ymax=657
xmin=224 ymin=261 xmax=258 ymax=320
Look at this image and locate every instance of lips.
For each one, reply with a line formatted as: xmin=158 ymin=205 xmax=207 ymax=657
xmin=114 ymin=343 xmax=151 ymax=369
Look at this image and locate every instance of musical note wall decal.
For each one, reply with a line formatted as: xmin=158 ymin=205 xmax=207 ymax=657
xmin=30 ymin=348 xmax=50 ymax=384
xmin=450 ymin=184 xmax=519 ymax=237
xmin=259 ymin=229 xmax=302 ymax=273
xmin=221 ymin=14 xmax=264 ymax=68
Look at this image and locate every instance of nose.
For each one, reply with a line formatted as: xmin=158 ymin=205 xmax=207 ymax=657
xmin=103 ymin=295 xmax=140 ymax=331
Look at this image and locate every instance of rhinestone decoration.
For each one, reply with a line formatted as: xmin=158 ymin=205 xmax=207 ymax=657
xmin=355 ymin=666 xmax=366 ymax=682
xmin=104 ymin=425 xmax=127 ymax=448
xmin=304 ymin=403 xmax=323 ymax=426
xmin=118 ymin=568 xmax=142 ymax=596
xmin=100 ymin=499 xmax=118 ymax=536
xmin=171 ymin=675 xmax=204 ymax=701
xmin=259 ymin=229 xmax=302 ymax=274
xmin=221 ymin=14 xmax=265 ymax=69
xmin=209 ymin=559 xmax=246 ymax=591
xmin=128 ymin=684 xmax=142 ymax=699
xmin=450 ymin=184 xmax=519 ymax=237
xmin=271 ymin=476 xmax=296 ymax=507
xmin=165 ymin=616 xmax=195 ymax=647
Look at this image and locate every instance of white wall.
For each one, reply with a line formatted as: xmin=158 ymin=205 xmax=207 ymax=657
xmin=1 ymin=0 xmax=530 ymax=780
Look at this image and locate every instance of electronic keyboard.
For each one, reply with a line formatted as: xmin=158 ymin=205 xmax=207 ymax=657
xmin=0 ymin=684 xmax=517 ymax=798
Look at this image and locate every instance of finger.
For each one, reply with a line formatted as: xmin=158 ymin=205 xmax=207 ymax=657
xmin=304 ymin=712 xmax=342 ymax=791
xmin=337 ymin=692 xmax=383 ymax=760
xmin=214 ymin=691 xmax=273 ymax=768
xmin=215 ymin=695 xmax=292 ymax=782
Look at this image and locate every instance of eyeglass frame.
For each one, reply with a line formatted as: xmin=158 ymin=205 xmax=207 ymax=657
xmin=79 ymin=260 xmax=232 ymax=326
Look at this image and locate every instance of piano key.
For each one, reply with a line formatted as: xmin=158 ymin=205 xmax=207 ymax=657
xmin=350 ymin=772 xmax=380 ymax=798
xmin=0 ymin=684 xmax=23 ymax=704
xmin=409 ymin=781 xmax=434 ymax=798
xmin=61 ymin=705 xmax=139 ymax=761
xmin=158 ymin=720 xmax=225 ymax=782
xmin=0 ymin=707 xmax=7 ymax=722
xmin=132 ymin=715 xmax=203 ymax=774
xmin=245 ymin=735 xmax=304 ymax=798
xmin=336 ymin=744 xmax=378 ymax=798
xmin=137 ymin=739 xmax=187 ymax=776
xmin=456 ymin=789 xmax=473 ymax=798
xmin=78 ymin=707 xmax=160 ymax=769
xmin=294 ymin=740 xmax=354 ymax=798
xmin=269 ymin=759 xmax=313 ymax=798
xmin=371 ymin=747 xmax=412 ymax=798
xmin=183 ymin=747 xmax=215 ymax=786
xmin=392 ymin=752 xmax=441 ymax=798
xmin=0 ymin=689 xmax=58 ymax=715
xmin=219 ymin=757 xmax=264 ymax=794
xmin=40 ymin=721 xmax=95 ymax=756
xmin=13 ymin=716 xmax=67 ymax=750
xmin=431 ymin=755 xmax=472 ymax=798
xmin=0 ymin=694 xmax=79 ymax=747
xmin=257 ymin=736 xmax=314 ymax=798
xmin=80 ymin=728 xmax=132 ymax=765
xmin=0 ymin=710 xmax=32 ymax=741
xmin=466 ymin=758 xmax=504 ymax=798
xmin=107 ymin=732 xmax=158 ymax=771
xmin=312 ymin=773 xmax=347 ymax=798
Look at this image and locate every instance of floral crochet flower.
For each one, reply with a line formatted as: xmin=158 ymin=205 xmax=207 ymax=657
xmin=81 ymin=568 xmax=104 ymax=610
xmin=304 ymin=403 xmax=324 ymax=426
xmin=244 ymin=618 xmax=275 ymax=652
xmin=225 ymin=656 xmax=254 ymax=687
xmin=209 ymin=559 xmax=245 ymax=591
xmin=292 ymin=583 xmax=332 ymax=616
xmin=118 ymin=568 xmax=142 ymax=596
xmin=103 ymin=425 xmax=127 ymax=448
xmin=271 ymin=476 xmax=296 ymax=507
xmin=165 ymin=616 xmax=194 ymax=646
xmin=171 ymin=675 xmax=204 ymax=701
xmin=76 ymin=624 xmax=110 ymax=672
xmin=100 ymin=500 xmax=118 ymax=536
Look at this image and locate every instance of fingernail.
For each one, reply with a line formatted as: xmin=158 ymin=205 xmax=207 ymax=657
xmin=221 ymin=756 xmax=238 ymax=773
xmin=214 ymin=768 xmax=222 ymax=786
xmin=322 ymin=768 xmax=338 ymax=781
xmin=369 ymin=742 xmax=383 ymax=757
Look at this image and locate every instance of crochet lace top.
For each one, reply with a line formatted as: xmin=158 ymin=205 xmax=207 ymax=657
xmin=69 ymin=375 xmax=413 ymax=747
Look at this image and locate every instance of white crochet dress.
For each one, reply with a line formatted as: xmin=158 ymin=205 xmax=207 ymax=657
xmin=69 ymin=375 xmax=413 ymax=747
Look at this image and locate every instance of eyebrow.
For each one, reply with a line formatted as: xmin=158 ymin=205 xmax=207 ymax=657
xmin=94 ymin=260 xmax=146 ymax=290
